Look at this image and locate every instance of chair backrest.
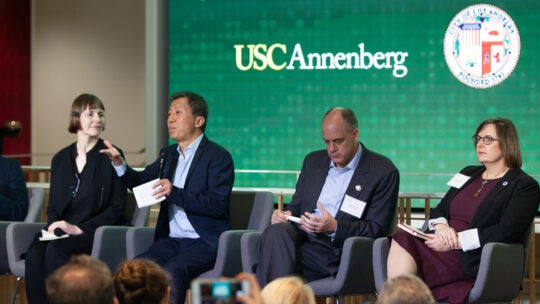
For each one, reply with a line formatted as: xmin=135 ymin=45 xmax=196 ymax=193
xmin=6 ymin=222 xmax=47 ymax=277
xmin=122 ymin=191 xmax=150 ymax=227
xmin=229 ymin=191 xmax=274 ymax=231
xmin=24 ymin=187 xmax=45 ymax=223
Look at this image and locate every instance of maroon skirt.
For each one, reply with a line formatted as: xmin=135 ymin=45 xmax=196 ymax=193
xmin=391 ymin=230 xmax=475 ymax=304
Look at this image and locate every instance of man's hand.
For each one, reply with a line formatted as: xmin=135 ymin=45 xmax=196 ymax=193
xmin=151 ymin=178 xmax=173 ymax=199
xmin=300 ymin=202 xmax=337 ymax=234
xmin=99 ymin=140 xmax=124 ymax=166
xmin=271 ymin=209 xmax=292 ymax=224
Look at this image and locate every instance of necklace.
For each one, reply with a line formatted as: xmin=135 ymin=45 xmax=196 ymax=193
xmin=473 ymin=168 xmax=510 ymax=198
xmin=473 ymin=179 xmax=489 ymax=198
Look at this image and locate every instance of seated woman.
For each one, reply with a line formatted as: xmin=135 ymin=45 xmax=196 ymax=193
xmin=387 ymin=118 xmax=540 ymax=304
xmin=24 ymin=93 xmax=127 ymax=304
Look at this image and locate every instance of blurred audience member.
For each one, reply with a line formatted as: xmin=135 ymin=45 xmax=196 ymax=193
xmin=235 ymin=272 xmax=315 ymax=304
xmin=46 ymin=254 xmax=117 ymax=304
xmin=377 ymin=274 xmax=434 ymax=304
xmin=114 ymin=259 xmax=171 ymax=304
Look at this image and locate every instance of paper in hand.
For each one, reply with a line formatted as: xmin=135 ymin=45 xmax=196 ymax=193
xmin=132 ymin=178 xmax=166 ymax=208
xmin=39 ymin=229 xmax=69 ymax=241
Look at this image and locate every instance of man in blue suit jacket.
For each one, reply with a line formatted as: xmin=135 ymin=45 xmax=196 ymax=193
xmin=256 ymin=107 xmax=399 ymax=286
xmin=0 ymin=155 xmax=28 ymax=220
xmin=101 ymin=91 xmax=234 ymax=304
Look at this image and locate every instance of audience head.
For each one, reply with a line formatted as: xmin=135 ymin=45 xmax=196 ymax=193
xmin=377 ymin=274 xmax=434 ymax=304
xmin=114 ymin=259 xmax=171 ymax=304
xmin=68 ymin=93 xmax=105 ymax=133
xmin=260 ymin=276 xmax=315 ymax=304
xmin=322 ymin=107 xmax=359 ymax=168
xmin=46 ymin=254 xmax=116 ymax=304
xmin=474 ymin=118 xmax=521 ymax=168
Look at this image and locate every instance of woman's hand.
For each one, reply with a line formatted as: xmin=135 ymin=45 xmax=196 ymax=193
xmin=48 ymin=220 xmax=83 ymax=235
xmin=425 ymin=224 xmax=461 ymax=251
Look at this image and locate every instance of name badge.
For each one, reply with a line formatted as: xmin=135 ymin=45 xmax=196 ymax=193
xmin=340 ymin=194 xmax=367 ymax=218
xmin=446 ymin=173 xmax=471 ymax=189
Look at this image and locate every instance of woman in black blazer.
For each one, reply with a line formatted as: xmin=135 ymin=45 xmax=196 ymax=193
xmin=24 ymin=94 xmax=127 ymax=304
xmin=387 ymin=118 xmax=540 ymax=303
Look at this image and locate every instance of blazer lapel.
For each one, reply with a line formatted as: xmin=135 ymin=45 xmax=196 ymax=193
xmin=470 ymin=168 xmax=519 ymax=226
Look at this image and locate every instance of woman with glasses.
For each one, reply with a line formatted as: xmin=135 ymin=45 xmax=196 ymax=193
xmin=386 ymin=118 xmax=540 ymax=304
xmin=25 ymin=94 xmax=127 ymax=304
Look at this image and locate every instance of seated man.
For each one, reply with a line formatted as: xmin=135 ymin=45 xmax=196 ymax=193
xmin=256 ymin=107 xmax=399 ymax=286
xmin=46 ymin=254 xmax=117 ymax=304
xmin=0 ymin=155 xmax=28 ymax=220
xmin=101 ymin=91 xmax=235 ymax=304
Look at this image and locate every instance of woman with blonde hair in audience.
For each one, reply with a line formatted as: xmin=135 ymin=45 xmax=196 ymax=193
xmin=235 ymin=272 xmax=315 ymax=304
xmin=260 ymin=276 xmax=315 ymax=304
xmin=114 ymin=259 xmax=172 ymax=304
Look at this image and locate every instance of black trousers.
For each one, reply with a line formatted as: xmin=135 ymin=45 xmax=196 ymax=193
xmin=24 ymin=233 xmax=94 ymax=304
xmin=255 ymin=222 xmax=341 ymax=287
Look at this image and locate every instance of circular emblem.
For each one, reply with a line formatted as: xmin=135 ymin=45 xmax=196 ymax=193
xmin=443 ymin=4 xmax=520 ymax=89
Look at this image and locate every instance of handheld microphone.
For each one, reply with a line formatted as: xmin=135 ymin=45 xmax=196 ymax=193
xmin=54 ymin=227 xmax=67 ymax=237
xmin=157 ymin=150 xmax=168 ymax=179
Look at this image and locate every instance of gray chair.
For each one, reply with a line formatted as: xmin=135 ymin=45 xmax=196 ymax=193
xmin=372 ymin=222 xmax=534 ymax=304
xmin=90 ymin=191 xmax=150 ymax=272
xmin=126 ymin=191 xmax=275 ymax=278
xmin=1 ymin=187 xmax=46 ymax=303
xmin=24 ymin=187 xmax=46 ymax=222
xmin=6 ymin=222 xmax=47 ymax=304
xmin=1 ymin=187 xmax=45 ymax=274
xmin=308 ymin=237 xmax=375 ymax=299
xmin=240 ymin=233 xmax=376 ymax=301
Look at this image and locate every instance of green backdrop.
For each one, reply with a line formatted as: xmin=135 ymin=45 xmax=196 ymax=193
xmin=168 ymin=0 xmax=540 ymax=198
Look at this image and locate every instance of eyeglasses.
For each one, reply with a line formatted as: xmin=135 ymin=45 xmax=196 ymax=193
xmin=472 ymin=135 xmax=499 ymax=145
xmin=70 ymin=173 xmax=80 ymax=198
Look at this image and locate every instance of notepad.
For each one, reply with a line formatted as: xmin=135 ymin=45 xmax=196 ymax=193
xmin=39 ymin=229 xmax=69 ymax=241
xmin=132 ymin=178 xmax=166 ymax=208
xmin=397 ymin=222 xmax=430 ymax=240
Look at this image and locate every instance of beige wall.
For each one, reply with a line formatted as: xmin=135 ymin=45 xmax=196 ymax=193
xmin=31 ymin=0 xmax=146 ymax=166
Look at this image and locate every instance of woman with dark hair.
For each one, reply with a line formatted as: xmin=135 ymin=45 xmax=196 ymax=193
xmin=25 ymin=93 xmax=127 ymax=304
xmin=386 ymin=118 xmax=540 ymax=303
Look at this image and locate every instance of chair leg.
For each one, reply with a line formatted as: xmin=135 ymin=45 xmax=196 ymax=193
xmin=11 ymin=276 xmax=22 ymax=304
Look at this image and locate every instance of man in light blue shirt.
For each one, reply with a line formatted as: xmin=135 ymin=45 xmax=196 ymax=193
xmin=256 ymin=107 xmax=399 ymax=286
xmin=101 ymin=91 xmax=234 ymax=304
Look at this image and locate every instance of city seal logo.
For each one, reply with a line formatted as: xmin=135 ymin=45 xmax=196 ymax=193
xmin=443 ymin=4 xmax=520 ymax=89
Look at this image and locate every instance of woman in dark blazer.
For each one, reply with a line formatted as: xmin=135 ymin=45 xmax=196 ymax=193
xmin=387 ymin=118 xmax=540 ymax=303
xmin=24 ymin=94 xmax=127 ymax=304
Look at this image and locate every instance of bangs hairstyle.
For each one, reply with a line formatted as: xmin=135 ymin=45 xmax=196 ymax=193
xmin=475 ymin=118 xmax=522 ymax=168
xmin=68 ymin=94 xmax=105 ymax=133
